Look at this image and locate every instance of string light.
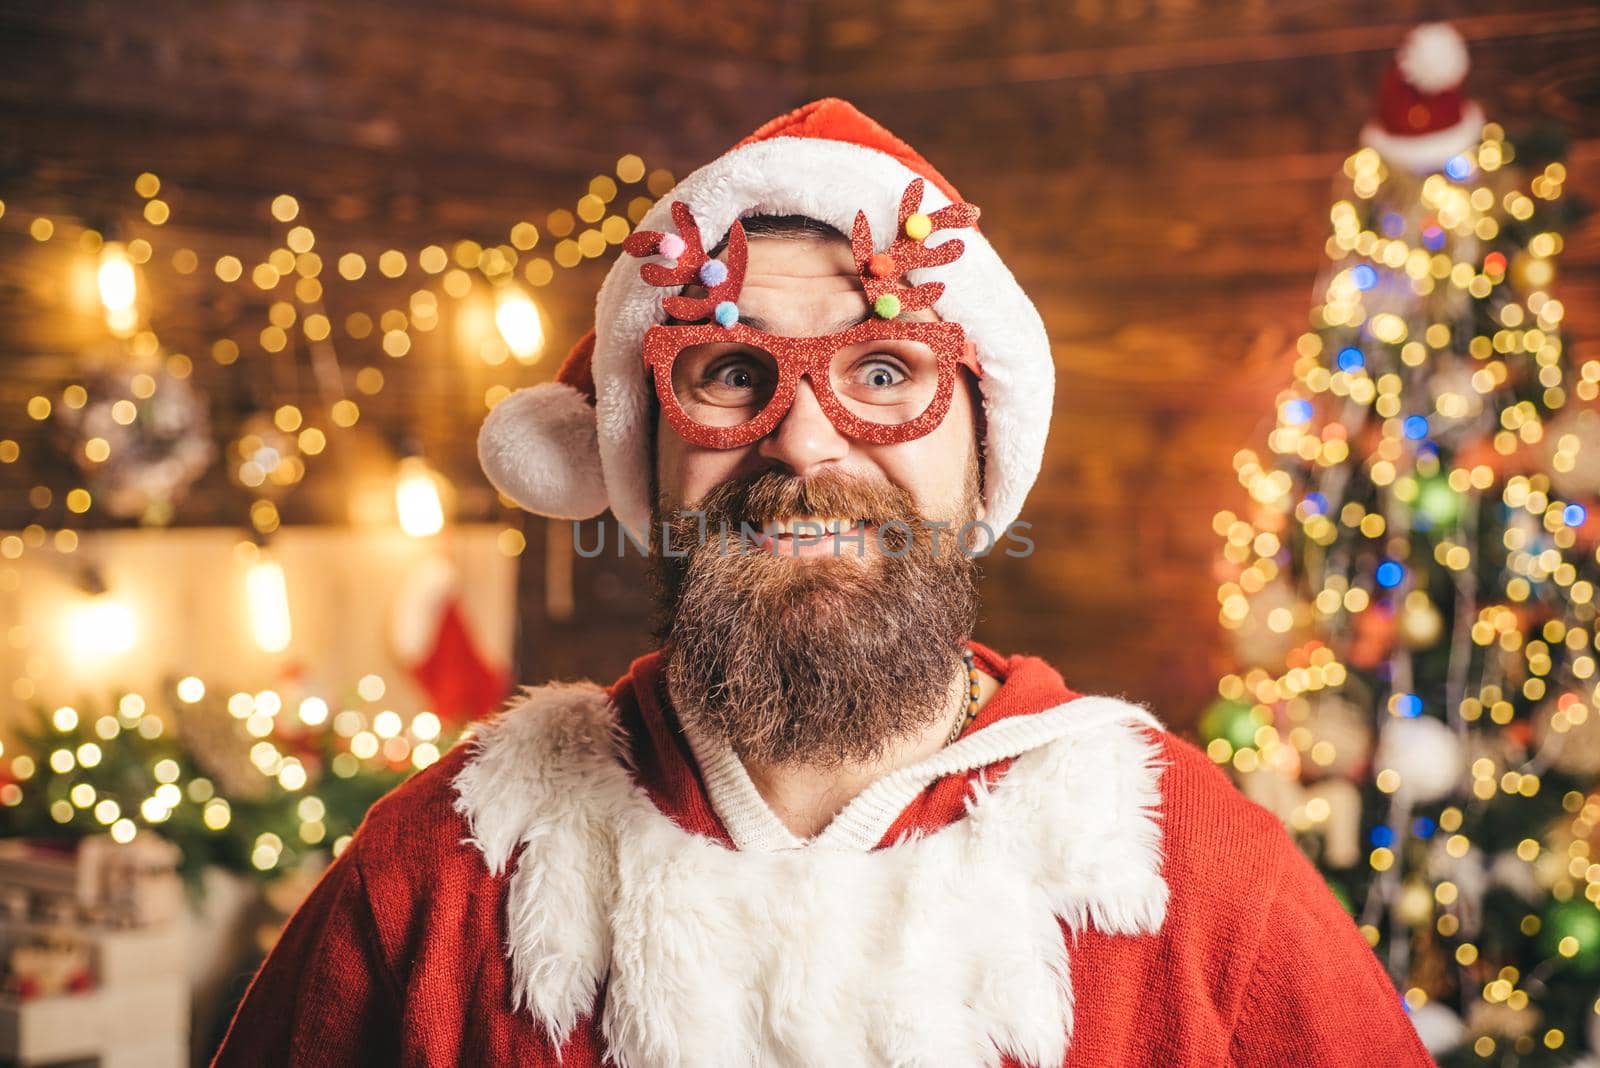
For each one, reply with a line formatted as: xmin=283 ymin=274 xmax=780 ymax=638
xmin=394 ymin=456 xmax=446 ymax=538
xmin=245 ymin=555 xmax=292 ymax=654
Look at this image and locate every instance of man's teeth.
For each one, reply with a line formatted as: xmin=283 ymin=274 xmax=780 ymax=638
xmin=761 ymin=516 xmax=864 ymax=537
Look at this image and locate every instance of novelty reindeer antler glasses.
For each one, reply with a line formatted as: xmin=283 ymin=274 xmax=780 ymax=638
xmin=622 ymin=179 xmax=983 ymax=450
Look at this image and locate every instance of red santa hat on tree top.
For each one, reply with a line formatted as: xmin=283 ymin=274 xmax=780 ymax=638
xmin=478 ymin=97 xmax=1055 ymax=543
xmin=1359 ymin=22 xmax=1486 ymax=174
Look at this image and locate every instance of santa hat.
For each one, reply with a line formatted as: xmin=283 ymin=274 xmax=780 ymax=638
xmin=1359 ymin=22 xmax=1485 ymax=174
xmin=478 ymin=97 xmax=1055 ymax=542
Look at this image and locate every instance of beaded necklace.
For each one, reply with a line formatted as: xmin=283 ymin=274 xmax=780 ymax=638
xmin=945 ymin=646 xmax=982 ymax=746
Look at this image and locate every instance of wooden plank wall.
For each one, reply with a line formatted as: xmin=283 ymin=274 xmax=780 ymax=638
xmin=0 ymin=2 xmax=1595 ymax=726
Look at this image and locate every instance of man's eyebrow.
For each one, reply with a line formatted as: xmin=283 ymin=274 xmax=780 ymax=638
xmin=738 ymin=311 xmax=873 ymax=335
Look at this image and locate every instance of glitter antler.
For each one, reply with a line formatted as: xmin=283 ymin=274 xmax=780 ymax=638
xmin=623 ymin=201 xmax=748 ymax=324
xmin=852 ymin=179 xmax=981 ymax=317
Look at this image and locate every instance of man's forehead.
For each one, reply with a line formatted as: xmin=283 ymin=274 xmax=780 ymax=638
xmin=719 ymin=235 xmax=941 ymax=333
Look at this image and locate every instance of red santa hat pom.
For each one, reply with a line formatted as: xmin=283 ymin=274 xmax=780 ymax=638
xmin=1359 ymin=22 xmax=1484 ymax=174
xmin=477 ymin=329 xmax=610 ymax=519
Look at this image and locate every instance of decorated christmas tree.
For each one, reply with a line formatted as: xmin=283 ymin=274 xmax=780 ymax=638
xmin=1205 ymin=24 xmax=1591 ymax=1065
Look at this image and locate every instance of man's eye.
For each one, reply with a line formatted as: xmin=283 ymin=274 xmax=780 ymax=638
xmin=856 ymin=359 xmax=907 ymax=388
xmin=707 ymin=355 xmax=766 ymax=390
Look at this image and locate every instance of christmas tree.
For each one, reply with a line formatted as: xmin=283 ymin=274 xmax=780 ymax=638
xmin=1204 ymin=24 xmax=1591 ymax=1065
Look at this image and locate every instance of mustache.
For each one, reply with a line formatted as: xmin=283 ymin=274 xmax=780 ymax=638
xmin=672 ymin=468 xmax=926 ymax=531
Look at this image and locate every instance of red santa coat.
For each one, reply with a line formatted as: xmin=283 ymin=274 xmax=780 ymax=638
xmin=212 ymin=641 xmax=1432 ymax=1066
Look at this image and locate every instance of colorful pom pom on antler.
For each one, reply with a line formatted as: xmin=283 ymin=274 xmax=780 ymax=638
xmin=714 ymin=301 xmax=740 ymax=327
xmin=851 ymin=179 xmax=981 ymax=317
xmin=867 ymin=252 xmax=898 ymax=278
xmin=699 ymin=259 xmax=729 ymax=287
xmin=622 ymin=201 xmax=749 ymax=324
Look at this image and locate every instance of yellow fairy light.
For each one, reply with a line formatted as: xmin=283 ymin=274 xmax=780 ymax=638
xmin=203 ymin=798 xmax=231 ymax=830
xmin=418 ymin=245 xmax=448 ymax=273
xmin=494 ymin=285 xmax=545 ymax=362
xmin=331 ymin=400 xmax=360 ymax=427
xmin=395 ymin=457 xmax=445 ymax=537
xmin=298 ymin=697 xmax=329 ymax=726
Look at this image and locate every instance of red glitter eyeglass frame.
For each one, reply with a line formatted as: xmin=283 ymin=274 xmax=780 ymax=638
xmin=643 ymin=319 xmax=982 ymax=450
xmin=625 ymin=178 xmax=985 ymax=450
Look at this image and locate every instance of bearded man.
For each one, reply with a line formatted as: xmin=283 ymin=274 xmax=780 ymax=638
xmin=212 ymin=98 xmax=1430 ymax=1067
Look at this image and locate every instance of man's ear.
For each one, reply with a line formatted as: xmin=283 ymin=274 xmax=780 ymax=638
xmin=963 ymin=366 xmax=988 ymax=507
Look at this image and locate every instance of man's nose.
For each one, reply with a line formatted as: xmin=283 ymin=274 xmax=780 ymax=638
xmin=757 ymin=375 xmax=850 ymax=476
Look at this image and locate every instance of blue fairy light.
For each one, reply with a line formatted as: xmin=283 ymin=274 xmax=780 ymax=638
xmin=1444 ymin=155 xmax=1473 ymax=181
xmin=1403 ymin=415 xmax=1429 ymax=440
xmin=1422 ymin=225 xmax=1446 ymax=251
xmin=1282 ymin=399 xmax=1313 ymax=425
xmin=1380 ymin=213 xmax=1405 ymax=238
xmin=1351 ymin=264 xmax=1378 ymax=291
xmin=1396 ymin=693 xmax=1423 ymax=718
xmin=1370 ymin=825 xmax=1395 ymax=848
xmin=1565 ymin=503 xmax=1588 ymax=527
xmin=1337 ymin=346 xmax=1365 ymax=372
xmin=1304 ymin=492 xmax=1328 ymax=516
xmin=1376 ymin=560 xmax=1404 ymax=588
xmin=1412 ymin=817 xmax=1437 ymax=839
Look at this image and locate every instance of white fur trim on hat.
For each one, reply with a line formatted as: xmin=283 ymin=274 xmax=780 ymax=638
xmin=591 ymin=136 xmax=1055 ymax=544
xmin=1359 ymin=100 xmax=1485 ymax=174
xmin=477 ymin=382 xmax=609 ymax=519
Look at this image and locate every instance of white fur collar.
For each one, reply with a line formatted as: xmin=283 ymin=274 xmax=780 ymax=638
xmin=452 ymin=683 xmax=1169 ymax=1067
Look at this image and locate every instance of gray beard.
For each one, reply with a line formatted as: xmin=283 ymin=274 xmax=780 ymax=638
xmin=649 ymin=465 xmax=980 ymax=769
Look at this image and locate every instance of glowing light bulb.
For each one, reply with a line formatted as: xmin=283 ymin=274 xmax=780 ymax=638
xmin=246 ymin=557 xmax=292 ymax=653
xmin=97 ymin=243 xmax=138 ymax=334
xmin=494 ymin=286 xmax=545 ymax=363
xmin=66 ymin=596 xmax=137 ymax=661
xmin=395 ymin=457 xmax=445 ymax=538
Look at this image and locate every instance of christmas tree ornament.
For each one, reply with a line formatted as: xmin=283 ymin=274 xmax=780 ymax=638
xmin=1359 ymin=22 xmax=1485 ymax=173
xmin=1534 ymin=697 xmax=1600 ymax=775
xmin=1302 ymin=694 xmax=1373 ymax=780
xmin=1544 ymin=406 xmax=1600 ymax=500
xmin=1396 ymin=879 xmax=1435 ymax=926
xmin=1199 ymin=697 xmax=1261 ymax=751
xmin=1407 ymin=1001 xmax=1466 ymax=1056
xmin=1229 ymin=580 xmax=1306 ymax=667
xmin=1540 ymin=899 xmax=1600 ymax=973
xmin=1412 ymin=475 xmax=1462 ymax=531
xmin=1346 ymin=602 xmax=1398 ymax=671
xmin=1509 ymin=249 xmax=1557 ymax=294
xmin=1398 ymin=591 xmax=1445 ymax=649
xmin=1426 ymin=837 xmax=1489 ymax=936
xmin=1374 ymin=715 xmax=1464 ymax=804
xmin=55 ymin=364 xmax=213 ymax=523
